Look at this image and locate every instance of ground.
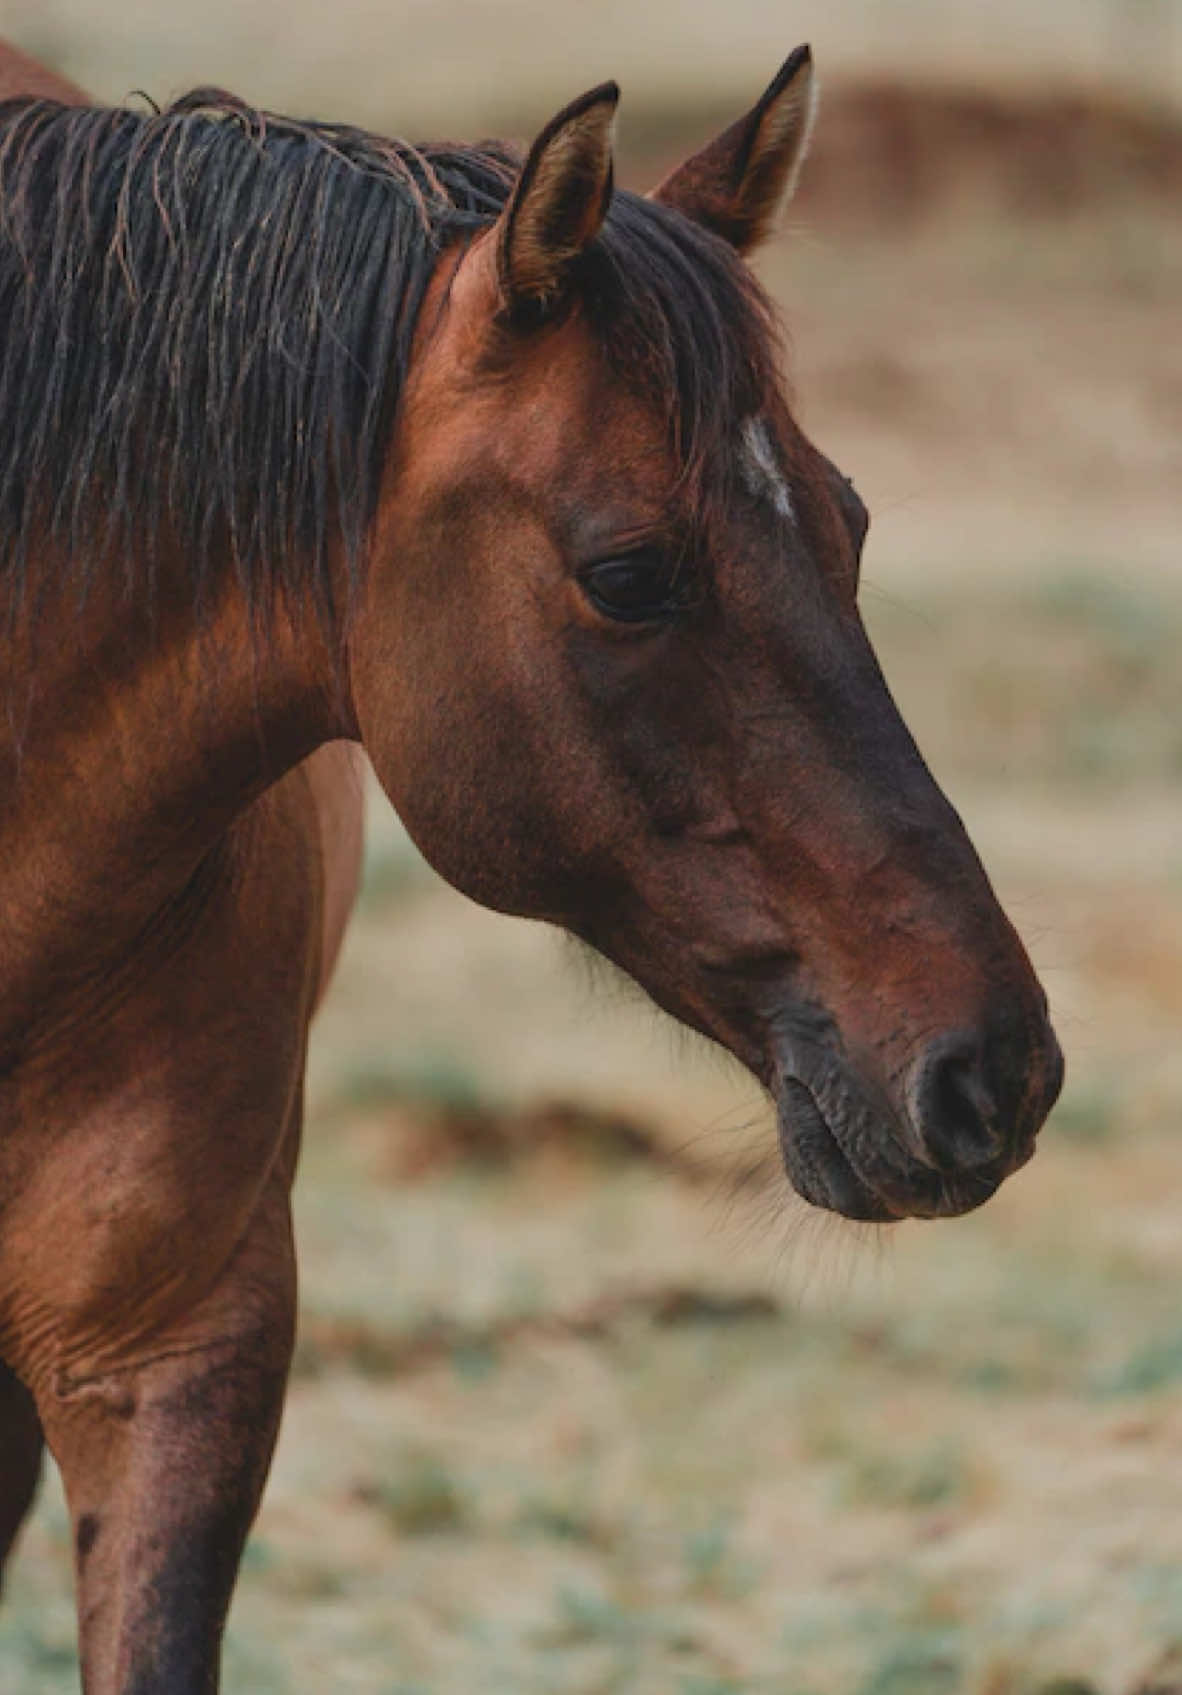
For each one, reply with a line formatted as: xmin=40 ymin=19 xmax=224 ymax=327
xmin=2 ymin=63 xmax=1182 ymax=1695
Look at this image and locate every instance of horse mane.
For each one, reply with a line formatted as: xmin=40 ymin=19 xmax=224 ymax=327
xmin=0 ymin=90 xmax=779 ymax=625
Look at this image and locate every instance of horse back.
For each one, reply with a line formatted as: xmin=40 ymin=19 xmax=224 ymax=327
xmin=0 ymin=39 xmax=88 ymax=105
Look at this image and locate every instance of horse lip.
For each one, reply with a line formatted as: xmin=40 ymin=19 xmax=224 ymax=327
xmin=773 ymin=1058 xmax=1005 ymax=1223
xmin=775 ymin=1074 xmax=900 ymax=1223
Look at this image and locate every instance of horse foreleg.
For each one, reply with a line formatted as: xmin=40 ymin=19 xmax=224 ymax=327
xmin=0 ymin=1359 xmax=44 ymax=1594
xmin=36 ymin=1181 xmax=297 ymax=1695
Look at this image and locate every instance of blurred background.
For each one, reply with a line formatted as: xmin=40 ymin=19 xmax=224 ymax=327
xmin=2 ymin=3 xmax=1181 ymax=1692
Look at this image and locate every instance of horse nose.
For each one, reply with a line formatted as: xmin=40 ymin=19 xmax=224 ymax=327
xmin=905 ymin=1016 xmax=1064 ymax=1176
xmin=905 ymin=1031 xmax=1009 ymax=1174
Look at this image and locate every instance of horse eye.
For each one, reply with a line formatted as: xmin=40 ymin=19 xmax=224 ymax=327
xmin=581 ymin=553 xmax=687 ymax=624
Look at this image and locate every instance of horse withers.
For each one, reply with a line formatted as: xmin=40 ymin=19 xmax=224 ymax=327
xmin=0 ymin=40 xmax=1062 ymax=1691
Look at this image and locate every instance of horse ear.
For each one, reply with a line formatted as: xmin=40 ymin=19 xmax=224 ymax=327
xmin=497 ymin=82 xmax=619 ymax=317
xmin=651 ymin=46 xmax=816 ymax=253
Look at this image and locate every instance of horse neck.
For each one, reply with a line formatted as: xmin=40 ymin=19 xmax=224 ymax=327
xmin=0 ymin=548 xmax=350 ymax=1033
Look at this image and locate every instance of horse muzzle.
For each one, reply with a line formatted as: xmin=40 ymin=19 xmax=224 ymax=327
xmin=771 ymin=1013 xmax=1065 ymax=1223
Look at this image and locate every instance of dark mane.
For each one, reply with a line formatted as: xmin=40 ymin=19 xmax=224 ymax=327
xmin=0 ymin=90 xmax=778 ymax=622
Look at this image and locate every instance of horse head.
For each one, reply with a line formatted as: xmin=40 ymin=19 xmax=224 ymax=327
xmin=349 ymin=50 xmax=1063 ymax=1222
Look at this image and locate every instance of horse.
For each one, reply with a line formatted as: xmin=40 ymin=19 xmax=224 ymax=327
xmin=0 ymin=37 xmax=1062 ymax=1691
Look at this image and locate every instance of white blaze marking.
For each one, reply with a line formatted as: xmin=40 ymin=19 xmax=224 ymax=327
xmin=739 ymin=417 xmax=794 ymax=523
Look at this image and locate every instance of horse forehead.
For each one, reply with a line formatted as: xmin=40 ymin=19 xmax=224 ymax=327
xmin=738 ymin=417 xmax=795 ymax=524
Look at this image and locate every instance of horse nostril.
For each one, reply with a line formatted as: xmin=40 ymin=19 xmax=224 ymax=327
xmin=907 ymin=1033 xmax=1005 ymax=1174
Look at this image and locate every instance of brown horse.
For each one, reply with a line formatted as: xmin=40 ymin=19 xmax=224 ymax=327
xmin=0 ymin=38 xmax=1061 ymax=1691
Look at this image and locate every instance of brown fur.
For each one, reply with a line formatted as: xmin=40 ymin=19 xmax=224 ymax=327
xmin=0 ymin=41 xmax=1061 ymax=1691
xmin=0 ymin=40 xmax=87 ymax=104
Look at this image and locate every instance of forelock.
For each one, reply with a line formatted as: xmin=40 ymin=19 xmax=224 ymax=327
xmin=580 ymin=190 xmax=785 ymax=530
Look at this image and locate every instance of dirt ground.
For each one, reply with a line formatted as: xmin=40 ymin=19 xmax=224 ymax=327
xmin=2 ymin=50 xmax=1182 ymax=1695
